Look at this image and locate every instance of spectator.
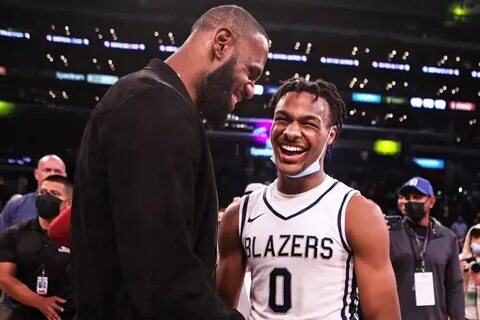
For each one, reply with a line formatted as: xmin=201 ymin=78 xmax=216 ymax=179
xmin=389 ymin=176 xmax=464 ymax=320
xmin=452 ymin=215 xmax=469 ymax=250
xmin=460 ymin=224 xmax=480 ymax=320
xmin=452 ymin=215 xmax=469 ymax=239
xmin=0 ymin=175 xmax=74 ymax=320
xmin=0 ymin=155 xmax=66 ymax=232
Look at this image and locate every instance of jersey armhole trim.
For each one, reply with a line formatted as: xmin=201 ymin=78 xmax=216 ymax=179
xmin=337 ymin=189 xmax=358 ymax=254
xmin=239 ymin=195 xmax=250 ymax=239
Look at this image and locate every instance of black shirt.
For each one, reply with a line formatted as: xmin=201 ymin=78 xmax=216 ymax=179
xmin=0 ymin=218 xmax=73 ymax=310
xmin=71 ymin=59 xmax=242 ymax=320
xmin=390 ymin=219 xmax=464 ymax=320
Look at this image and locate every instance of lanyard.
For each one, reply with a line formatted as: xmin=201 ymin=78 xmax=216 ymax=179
xmin=407 ymin=222 xmax=430 ymax=272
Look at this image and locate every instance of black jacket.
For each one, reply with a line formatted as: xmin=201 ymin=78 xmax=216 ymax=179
xmin=390 ymin=219 xmax=464 ymax=320
xmin=71 ymin=59 xmax=242 ymax=320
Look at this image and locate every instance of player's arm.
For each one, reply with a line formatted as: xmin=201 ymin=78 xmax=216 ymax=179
xmin=216 ymin=200 xmax=247 ymax=308
xmin=346 ymin=195 xmax=401 ymax=320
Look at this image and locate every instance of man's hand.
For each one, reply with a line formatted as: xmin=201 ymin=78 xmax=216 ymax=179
xmin=34 ymin=296 xmax=66 ymax=320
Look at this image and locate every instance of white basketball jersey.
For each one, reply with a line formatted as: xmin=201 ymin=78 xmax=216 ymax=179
xmin=239 ymin=175 xmax=359 ymax=320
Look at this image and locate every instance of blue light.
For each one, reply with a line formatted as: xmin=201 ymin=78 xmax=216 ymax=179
xmin=268 ymin=52 xmax=307 ymax=62
xmin=265 ymin=86 xmax=279 ymax=95
xmin=250 ymin=147 xmax=274 ymax=157
xmin=0 ymin=29 xmax=30 ymax=39
xmin=86 ymin=74 xmax=119 ymax=85
xmin=253 ymin=85 xmax=264 ymax=96
xmin=320 ymin=57 xmax=359 ymax=67
xmin=422 ymin=66 xmax=459 ymax=76
xmin=159 ymin=45 xmax=179 ymax=53
xmin=104 ymin=41 xmax=145 ymax=51
xmin=352 ymin=92 xmax=381 ymax=104
xmin=413 ymin=157 xmax=445 ymax=170
xmin=372 ymin=61 xmax=410 ymax=71
xmin=410 ymin=97 xmax=447 ymax=110
xmin=46 ymin=35 xmax=89 ymax=46
xmin=55 ymin=72 xmax=85 ymax=81
xmin=410 ymin=98 xmax=422 ymax=108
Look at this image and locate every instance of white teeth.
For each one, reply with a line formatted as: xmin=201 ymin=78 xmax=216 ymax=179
xmin=281 ymin=145 xmax=305 ymax=152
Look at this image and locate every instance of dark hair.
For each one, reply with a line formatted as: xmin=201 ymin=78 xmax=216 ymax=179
xmin=471 ymin=228 xmax=480 ymax=238
xmin=42 ymin=175 xmax=73 ymax=197
xmin=268 ymin=77 xmax=347 ymax=138
xmin=192 ymin=5 xmax=268 ymax=40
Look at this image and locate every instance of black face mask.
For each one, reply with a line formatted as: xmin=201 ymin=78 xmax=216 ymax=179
xmin=36 ymin=194 xmax=62 ymax=220
xmin=405 ymin=201 xmax=427 ymax=223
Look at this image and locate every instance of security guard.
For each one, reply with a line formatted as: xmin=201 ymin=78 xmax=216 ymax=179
xmin=0 ymin=175 xmax=74 ymax=320
xmin=389 ymin=176 xmax=464 ymax=320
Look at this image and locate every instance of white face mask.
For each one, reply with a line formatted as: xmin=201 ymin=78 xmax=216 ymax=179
xmin=271 ymin=127 xmax=332 ymax=179
xmin=472 ymin=243 xmax=480 ymax=255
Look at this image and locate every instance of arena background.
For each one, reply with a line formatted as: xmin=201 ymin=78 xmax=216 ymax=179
xmin=1 ymin=0 xmax=480 ymax=224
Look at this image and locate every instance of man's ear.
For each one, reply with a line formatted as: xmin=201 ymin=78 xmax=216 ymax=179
xmin=327 ymin=125 xmax=337 ymax=145
xmin=212 ymin=27 xmax=234 ymax=60
xmin=34 ymin=168 xmax=40 ymax=182
xmin=427 ymin=196 xmax=436 ymax=210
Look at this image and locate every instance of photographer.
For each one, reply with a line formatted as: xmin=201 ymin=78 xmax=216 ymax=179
xmin=460 ymin=225 xmax=480 ymax=319
xmin=389 ymin=177 xmax=464 ymax=320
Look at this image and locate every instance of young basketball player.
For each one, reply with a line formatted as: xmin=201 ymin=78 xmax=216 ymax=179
xmin=216 ymin=78 xmax=401 ymax=319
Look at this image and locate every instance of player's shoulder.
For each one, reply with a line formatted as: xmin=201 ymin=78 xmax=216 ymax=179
xmin=222 ymin=199 xmax=241 ymax=226
xmin=244 ymin=183 xmax=268 ymax=201
xmin=346 ymin=194 xmax=384 ymax=226
xmin=329 ymin=176 xmax=358 ymax=195
xmin=348 ymin=194 xmax=381 ymax=211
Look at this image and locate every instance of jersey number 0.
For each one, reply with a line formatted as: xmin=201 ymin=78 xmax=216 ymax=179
xmin=269 ymin=268 xmax=292 ymax=313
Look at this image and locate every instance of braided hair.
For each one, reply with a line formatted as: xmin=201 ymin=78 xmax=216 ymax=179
xmin=268 ymin=77 xmax=347 ymax=138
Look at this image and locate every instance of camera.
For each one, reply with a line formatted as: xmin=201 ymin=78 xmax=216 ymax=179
xmin=386 ymin=215 xmax=402 ymax=231
xmin=463 ymin=257 xmax=480 ymax=273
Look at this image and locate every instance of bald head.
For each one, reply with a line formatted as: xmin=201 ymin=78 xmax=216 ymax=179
xmin=34 ymin=154 xmax=67 ymax=189
xmin=192 ymin=5 xmax=268 ymax=40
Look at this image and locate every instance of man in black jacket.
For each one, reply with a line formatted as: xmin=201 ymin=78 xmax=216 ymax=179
xmin=389 ymin=177 xmax=464 ymax=320
xmin=71 ymin=5 xmax=269 ymax=320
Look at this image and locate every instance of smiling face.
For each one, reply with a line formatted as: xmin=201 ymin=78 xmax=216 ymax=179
xmin=197 ymin=32 xmax=268 ymax=128
xmin=270 ymin=91 xmax=337 ymax=177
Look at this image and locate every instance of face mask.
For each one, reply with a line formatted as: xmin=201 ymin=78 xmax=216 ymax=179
xmin=405 ymin=201 xmax=427 ymax=223
xmin=472 ymin=243 xmax=480 ymax=255
xmin=36 ymin=194 xmax=62 ymax=220
xmin=271 ymin=128 xmax=332 ymax=179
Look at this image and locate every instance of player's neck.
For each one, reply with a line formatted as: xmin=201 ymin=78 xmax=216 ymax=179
xmin=277 ymin=171 xmax=327 ymax=195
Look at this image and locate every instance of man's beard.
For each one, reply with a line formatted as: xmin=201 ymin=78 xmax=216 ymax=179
xmin=197 ymin=56 xmax=237 ymax=129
